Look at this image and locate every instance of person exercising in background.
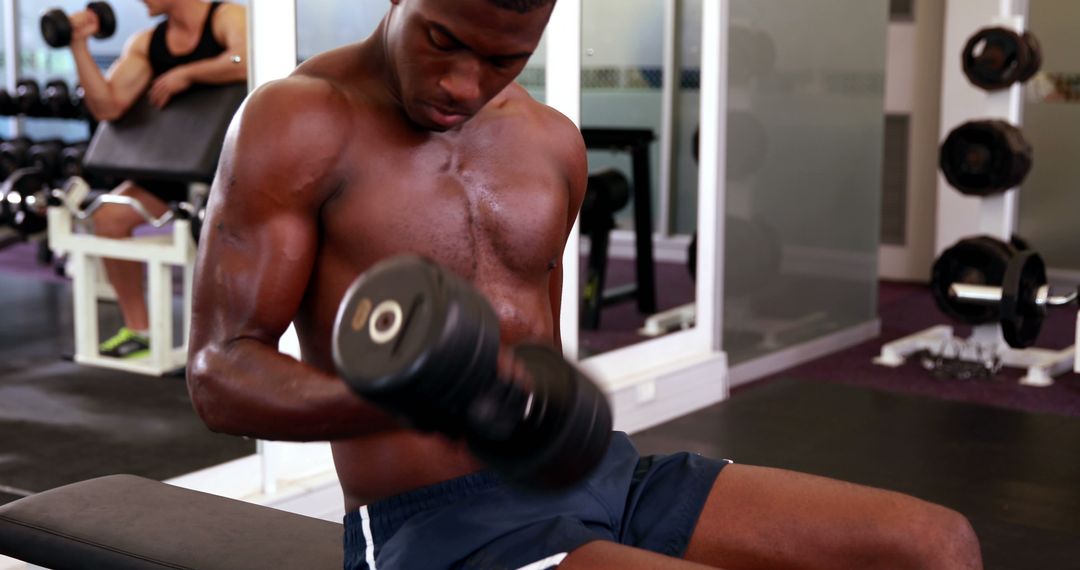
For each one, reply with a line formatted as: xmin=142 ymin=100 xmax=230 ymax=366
xmin=66 ymin=0 xmax=246 ymax=359
xmin=189 ymin=0 xmax=982 ymax=568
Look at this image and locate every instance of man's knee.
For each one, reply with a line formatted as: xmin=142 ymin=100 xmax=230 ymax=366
xmin=898 ymin=503 xmax=982 ymax=569
xmin=92 ymin=203 xmax=143 ymax=237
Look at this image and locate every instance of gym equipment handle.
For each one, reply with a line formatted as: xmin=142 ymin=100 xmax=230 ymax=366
xmin=949 ymin=283 xmax=1077 ymax=308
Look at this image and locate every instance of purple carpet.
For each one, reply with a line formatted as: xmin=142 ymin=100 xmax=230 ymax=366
xmin=746 ymin=281 xmax=1080 ymax=417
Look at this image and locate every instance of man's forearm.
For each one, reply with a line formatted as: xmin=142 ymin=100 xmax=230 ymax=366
xmin=177 ymin=53 xmax=247 ymax=85
xmin=69 ymin=42 xmax=127 ymax=120
xmin=188 ymin=337 xmax=405 ymax=441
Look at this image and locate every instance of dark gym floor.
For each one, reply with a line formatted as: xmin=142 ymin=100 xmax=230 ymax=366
xmin=2 ymin=242 xmax=1080 ymax=568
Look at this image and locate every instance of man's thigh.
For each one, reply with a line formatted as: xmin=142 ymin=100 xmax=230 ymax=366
xmin=682 ymin=464 xmax=982 ymax=569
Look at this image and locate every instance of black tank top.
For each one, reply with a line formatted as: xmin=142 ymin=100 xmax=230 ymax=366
xmin=149 ymin=2 xmax=227 ymax=77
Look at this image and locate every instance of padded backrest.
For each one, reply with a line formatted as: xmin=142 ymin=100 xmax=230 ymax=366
xmin=84 ymin=83 xmax=247 ymax=184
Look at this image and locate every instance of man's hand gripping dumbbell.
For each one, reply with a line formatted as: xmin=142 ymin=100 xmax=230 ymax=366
xmin=333 ymin=255 xmax=613 ymax=490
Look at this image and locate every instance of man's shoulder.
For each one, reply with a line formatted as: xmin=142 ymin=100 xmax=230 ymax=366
xmin=499 ymin=84 xmax=580 ymax=140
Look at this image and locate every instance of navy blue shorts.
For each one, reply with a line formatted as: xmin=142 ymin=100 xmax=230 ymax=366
xmin=343 ymin=432 xmax=729 ymax=570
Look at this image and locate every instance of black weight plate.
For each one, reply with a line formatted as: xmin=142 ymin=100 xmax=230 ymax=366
xmin=1000 ymin=250 xmax=1047 ymax=349
xmin=939 ymin=120 xmax=1032 ymax=196
xmin=962 ymin=27 xmax=1028 ymax=91
xmin=470 ymin=344 xmax=612 ymax=490
xmin=332 ymin=255 xmax=500 ymax=433
xmin=88 ymin=2 xmax=116 ymax=39
xmin=40 ymin=9 xmax=71 ymax=48
xmin=1018 ymin=31 xmax=1042 ymax=83
xmin=931 ymin=236 xmax=1014 ymax=324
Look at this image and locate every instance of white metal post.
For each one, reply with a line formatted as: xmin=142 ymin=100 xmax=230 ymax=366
xmin=72 ymin=252 xmax=100 ymax=362
xmin=697 ymin=0 xmax=729 ymax=352
xmin=547 ymin=0 xmax=583 ymax=359
xmin=657 ymin=0 xmax=681 ymax=237
xmin=3 ymin=0 xmax=21 ymax=137
xmin=147 ymin=260 xmax=171 ymax=370
xmin=248 ymin=0 xmax=298 ymax=90
xmin=935 ymin=0 xmax=1028 ymax=254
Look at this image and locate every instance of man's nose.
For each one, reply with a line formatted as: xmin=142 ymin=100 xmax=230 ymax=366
xmin=439 ymin=57 xmax=483 ymax=108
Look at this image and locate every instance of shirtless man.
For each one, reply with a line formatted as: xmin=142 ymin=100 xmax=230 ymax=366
xmin=68 ymin=0 xmax=246 ymax=359
xmin=188 ymin=0 xmax=983 ymax=568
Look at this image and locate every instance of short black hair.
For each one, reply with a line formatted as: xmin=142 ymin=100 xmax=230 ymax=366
xmin=486 ymin=0 xmax=556 ymax=14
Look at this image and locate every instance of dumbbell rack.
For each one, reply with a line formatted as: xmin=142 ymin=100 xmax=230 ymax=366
xmin=47 ymin=185 xmax=195 ymax=376
xmin=874 ymin=324 xmax=1074 ymax=387
xmin=875 ymin=6 xmax=1076 ymax=387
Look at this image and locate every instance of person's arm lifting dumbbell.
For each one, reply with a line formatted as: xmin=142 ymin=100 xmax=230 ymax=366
xmin=40 ymin=2 xmax=116 ymax=49
xmin=333 ymin=255 xmax=613 ymax=490
xmin=55 ymin=2 xmax=153 ymax=122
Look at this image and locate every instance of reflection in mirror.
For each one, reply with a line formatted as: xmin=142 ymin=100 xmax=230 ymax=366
xmin=723 ymin=0 xmax=885 ymax=365
xmin=1018 ymin=0 xmax=1080 ymax=272
xmin=578 ymin=0 xmax=701 ymax=359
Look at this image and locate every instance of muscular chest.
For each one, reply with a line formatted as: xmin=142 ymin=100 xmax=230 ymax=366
xmin=329 ymin=133 xmax=568 ymax=280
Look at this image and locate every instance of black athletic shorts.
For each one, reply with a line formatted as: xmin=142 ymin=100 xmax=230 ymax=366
xmin=343 ymin=431 xmax=730 ymax=570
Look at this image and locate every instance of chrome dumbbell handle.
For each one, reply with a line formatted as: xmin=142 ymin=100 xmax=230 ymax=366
xmin=949 ymin=283 xmax=1078 ymax=307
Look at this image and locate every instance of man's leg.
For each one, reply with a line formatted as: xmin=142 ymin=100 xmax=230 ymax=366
xmin=562 ymin=541 xmax=721 ymax=569
xmin=682 ymin=464 xmax=982 ymax=569
xmin=92 ymin=181 xmax=170 ymax=334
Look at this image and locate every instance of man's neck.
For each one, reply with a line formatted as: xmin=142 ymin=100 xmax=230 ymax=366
xmin=166 ymin=0 xmax=212 ymax=34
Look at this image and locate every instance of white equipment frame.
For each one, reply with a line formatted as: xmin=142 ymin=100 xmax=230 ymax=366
xmin=47 ymin=191 xmax=197 ymax=377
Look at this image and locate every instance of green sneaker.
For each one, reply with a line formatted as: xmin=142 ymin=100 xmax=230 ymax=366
xmin=99 ymin=327 xmax=150 ymax=359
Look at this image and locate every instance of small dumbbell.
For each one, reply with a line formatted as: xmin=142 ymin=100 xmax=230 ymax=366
xmin=40 ymin=2 xmax=116 ymax=49
xmin=2 ymin=168 xmax=50 ymax=236
xmin=60 ymin=141 xmax=89 ymax=179
xmin=0 ymin=138 xmax=32 ymax=179
xmin=333 ymin=255 xmax=613 ymax=490
xmin=44 ymin=80 xmax=77 ymax=118
xmin=0 ymin=89 xmax=15 ymax=116
xmin=14 ymin=80 xmax=44 ymax=117
xmin=28 ymin=140 xmax=65 ymax=181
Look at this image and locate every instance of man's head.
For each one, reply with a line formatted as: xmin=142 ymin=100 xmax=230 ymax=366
xmin=383 ymin=0 xmax=555 ymax=131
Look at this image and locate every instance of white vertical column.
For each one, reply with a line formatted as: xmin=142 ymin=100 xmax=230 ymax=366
xmin=3 ymin=0 xmax=21 ymax=136
xmin=247 ymin=0 xmax=335 ymax=497
xmin=656 ymin=0 xmax=681 ymax=237
xmin=248 ymin=0 xmax=297 ymax=89
xmin=697 ymin=0 xmax=729 ymax=351
xmin=547 ymin=0 xmax=583 ymax=359
xmin=935 ymin=0 xmax=1028 ymax=254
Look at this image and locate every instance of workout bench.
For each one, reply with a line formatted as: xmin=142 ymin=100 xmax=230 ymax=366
xmin=0 ymin=475 xmax=342 ymax=569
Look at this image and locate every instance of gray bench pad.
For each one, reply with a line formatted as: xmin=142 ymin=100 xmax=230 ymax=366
xmin=0 ymin=474 xmax=343 ymax=569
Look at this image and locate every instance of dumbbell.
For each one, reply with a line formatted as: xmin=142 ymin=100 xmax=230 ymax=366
xmin=945 ymin=250 xmax=1076 ymax=348
xmin=2 ymin=168 xmax=50 ymax=236
xmin=60 ymin=141 xmax=88 ymax=179
xmin=962 ymin=27 xmax=1043 ymax=92
xmin=939 ymin=120 xmax=1032 ymax=197
xmin=40 ymin=2 xmax=116 ymax=49
xmin=333 ymin=255 xmax=613 ymax=490
xmin=13 ymin=80 xmax=46 ymax=117
xmin=0 ymin=89 xmax=15 ymax=116
xmin=0 ymin=137 xmax=32 ymax=180
xmin=44 ymin=80 xmax=77 ymax=118
xmin=28 ymin=140 xmax=65 ymax=181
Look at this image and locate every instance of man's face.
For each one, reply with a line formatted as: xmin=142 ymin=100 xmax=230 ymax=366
xmin=384 ymin=0 xmax=552 ymax=131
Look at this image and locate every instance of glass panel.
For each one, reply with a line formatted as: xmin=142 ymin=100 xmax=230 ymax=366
xmin=296 ymin=0 xmax=383 ymax=63
xmin=578 ymin=0 xmax=699 ymax=358
xmin=1018 ymin=1 xmax=1080 ymax=271
xmin=723 ymin=0 xmax=886 ymax=364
